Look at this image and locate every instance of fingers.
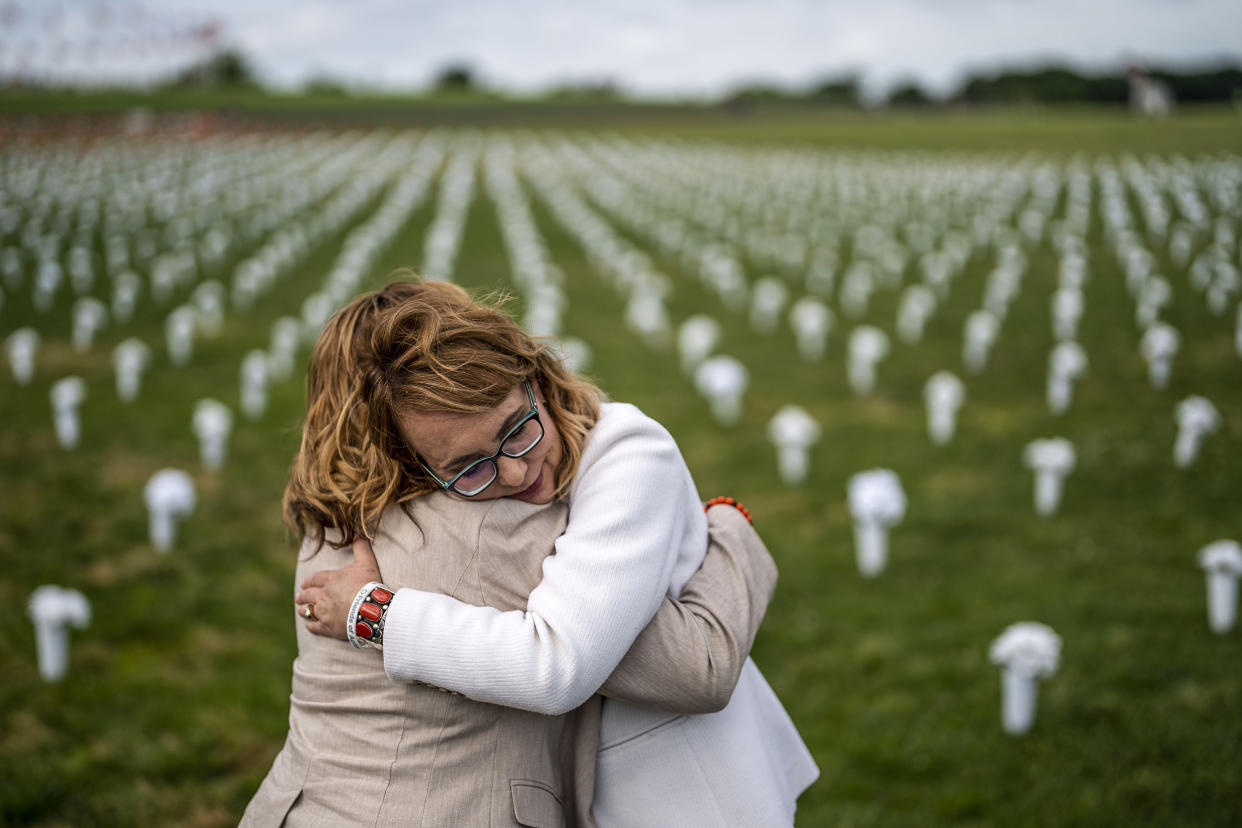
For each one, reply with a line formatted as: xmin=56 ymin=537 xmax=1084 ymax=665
xmin=300 ymin=570 xmax=330 ymax=590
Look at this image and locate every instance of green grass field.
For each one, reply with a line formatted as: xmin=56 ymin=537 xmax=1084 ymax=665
xmin=1 ymin=107 xmax=1240 ymax=826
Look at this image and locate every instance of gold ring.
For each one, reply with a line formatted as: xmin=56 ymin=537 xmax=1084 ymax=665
xmin=304 ymin=603 xmax=318 ymax=621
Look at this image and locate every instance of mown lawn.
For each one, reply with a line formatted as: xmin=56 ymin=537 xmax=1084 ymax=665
xmin=1 ymin=109 xmax=1239 ymax=826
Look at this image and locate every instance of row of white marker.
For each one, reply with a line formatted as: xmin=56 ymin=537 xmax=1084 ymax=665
xmin=845 ymin=466 xmax=1241 ymax=734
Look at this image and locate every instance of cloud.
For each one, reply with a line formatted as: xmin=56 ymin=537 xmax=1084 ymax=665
xmin=66 ymin=0 xmax=1242 ymax=94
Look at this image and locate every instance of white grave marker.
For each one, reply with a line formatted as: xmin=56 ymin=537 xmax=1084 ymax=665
xmin=1135 ymin=276 xmax=1172 ymax=329
xmin=924 ymin=371 xmax=965 ymax=446
xmin=27 ymin=586 xmax=91 ymax=682
xmin=677 ymin=315 xmax=722 ymax=376
xmin=847 ymin=326 xmax=889 ymax=395
xmin=788 ymin=298 xmax=832 ymax=362
xmin=1046 ymin=341 xmax=1087 ymax=415
xmin=190 ymin=280 xmax=226 ymax=339
xmin=749 ymin=277 xmax=789 ymax=334
xmin=112 ymin=338 xmax=151 ymax=402
xmin=1173 ymin=395 xmax=1220 ymax=468
xmin=896 ymin=285 xmax=936 ymax=345
xmin=165 ymin=305 xmax=197 ymax=367
xmin=555 ymin=337 xmax=593 ymax=375
xmin=694 ymin=355 xmax=749 ymax=427
xmin=112 ymin=270 xmax=142 ymax=323
xmin=1198 ymin=540 xmax=1242 ymax=634
xmin=847 ymin=469 xmax=906 ymax=577
xmin=50 ymin=376 xmax=86 ymax=449
xmin=989 ymin=622 xmax=1061 ymax=735
xmin=144 ymin=468 xmax=196 ymax=552
xmin=1051 ymin=287 xmax=1083 ymax=341
xmin=766 ymin=405 xmax=820 ymax=485
xmin=192 ymin=399 xmax=234 ymax=470
xmin=963 ymin=310 xmax=1000 ymax=374
xmin=1023 ymin=438 xmax=1075 ymax=516
xmin=1234 ymin=303 xmax=1242 ymax=359
xmin=1140 ymin=323 xmax=1180 ymax=390
xmin=268 ymin=316 xmax=302 ymax=382
xmin=6 ymin=327 xmax=39 ymax=385
xmin=240 ymin=351 xmax=270 ymax=421
xmin=33 ymin=259 xmax=62 ymax=312
xmin=71 ymin=297 xmax=108 ymax=353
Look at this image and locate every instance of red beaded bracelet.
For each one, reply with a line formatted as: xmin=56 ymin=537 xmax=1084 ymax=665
xmin=705 ymin=496 xmax=753 ymax=524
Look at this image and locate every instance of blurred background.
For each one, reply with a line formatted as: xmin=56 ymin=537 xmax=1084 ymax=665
xmin=0 ymin=1 xmax=1240 ymax=825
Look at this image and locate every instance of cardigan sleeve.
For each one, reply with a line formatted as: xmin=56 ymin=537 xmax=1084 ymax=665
xmin=382 ymin=406 xmax=689 ymax=715
xmin=597 ymin=504 xmax=778 ymax=713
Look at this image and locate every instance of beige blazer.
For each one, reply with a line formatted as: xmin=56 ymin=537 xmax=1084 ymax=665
xmin=241 ymin=496 xmax=776 ymax=828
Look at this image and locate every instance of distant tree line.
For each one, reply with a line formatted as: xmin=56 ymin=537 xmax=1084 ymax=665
xmin=160 ymin=50 xmax=1240 ymax=109
xmin=724 ymin=64 xmax=1242 ymax=109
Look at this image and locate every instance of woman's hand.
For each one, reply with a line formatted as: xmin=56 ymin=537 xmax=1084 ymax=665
xmin=294 ymin=537 xmax=382 ymax=640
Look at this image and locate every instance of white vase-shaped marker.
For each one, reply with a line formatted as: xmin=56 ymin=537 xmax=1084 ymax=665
xmin=963 ymin=310 xmax=1000 ymax=374
xmin=6 ymin=327 xmax=39 ymax=385
xmin=268 ymin=316 xmax=302 ymax=382
xmin=924 ymin=371 xmax=965 ymax=446
xmin=1198 ymin=540 xmax=1242 ymax=634
xmin=677 ymin=315 xmax=722 ymax=376
xmin=27 ymin=586 xmax=91 ymax=682
xmin=1135 ymin=276 xmax=1172 ymax=329
xmin=0 ymin=246 xmax=22 ymax=289
xmin=749 ymin=277 xmax=789 ymax=334
xmin=299 ymin=293 xmax=333 ymax=339
xmin=839 ymin=263 xmax=874 ymax=319
xmin=144 ymin=468 xmax=196 ymax=552
xmin=896 ymin=285 xmax=937 ymax=345
xmin=989 ymin=622 xmax=1061 ymax=735
xmin=1051 ymin=287 xmax=1083 ymax=341
xmin=190 ymin=280 xmax=226 ymax=338
xmin=788 ymin=297 xmax=833 ymax=362
xmin=1140 ymin=323 xmax=1180 ymax=390
xmin=1206 ymin=268 xmax=1238 ymax=315
xmin=847 ymin=469 xmax=906 ymax=577
xmin=68 ymin=246 xmax=94 ymax=295
xmin=1046 ymin=341 xmax=1088 ymax=416
xmin=767 ymin=405 xmax=821 ymax=486
xmin=694 ymin=355 xmax=749 ymax=427
xmin=555 ymin=336 xmax=592 ymax=375
xmin=523 ymin=283 xmax=565 ymax=338
xmin=33 ymin=259 xmax=62 ymax=312
xmin=192 ymin=399 xmax=234 ymax=471
xmin=50 ymin=376 xmax=86 ymax=450
xmin=847 ymin=326 xmax=889 ymax=396
xmin=150 ymin=257 xmax=178 ymax=305
xmin=165 ymin=305 xmax=197 ymax=367
xmin=112 ymin=338 xmax=151 ymax=403
xmin=624 ymin=290 xmax=670 ymax=348
xmin=240 ymin=350 xmax=270 ymax=421
xmin=1023 ymin=438 xmax=1076 ymax=516
xmin=71 ymin=297 xmax=108 ymax=353
xmin=112 ymin=270 xmax=142 ymax=323
xmin=1173 ymin=395 xmax=1220 ymax=468
xmin=1234 ymin=304 xmax=1242 ymax=359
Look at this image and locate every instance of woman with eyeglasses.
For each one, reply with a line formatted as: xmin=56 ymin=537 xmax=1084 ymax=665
xmin=270 ymin=279 xmax=817 ymax=825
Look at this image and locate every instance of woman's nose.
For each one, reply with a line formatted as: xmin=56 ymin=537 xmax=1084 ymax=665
xmin=495 ymin=455 xmax=528 ymax=487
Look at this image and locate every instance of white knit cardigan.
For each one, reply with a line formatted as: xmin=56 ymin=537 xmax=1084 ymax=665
xmin=382 ymin=402 xmax=709 ymax=714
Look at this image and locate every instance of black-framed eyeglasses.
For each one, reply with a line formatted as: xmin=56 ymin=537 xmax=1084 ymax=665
xmin=420 ymin=379 xmax=544 ymax=497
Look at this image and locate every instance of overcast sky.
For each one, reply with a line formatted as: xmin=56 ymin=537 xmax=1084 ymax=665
xmin=8 ymin=0 xmax=1242 ymax=98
